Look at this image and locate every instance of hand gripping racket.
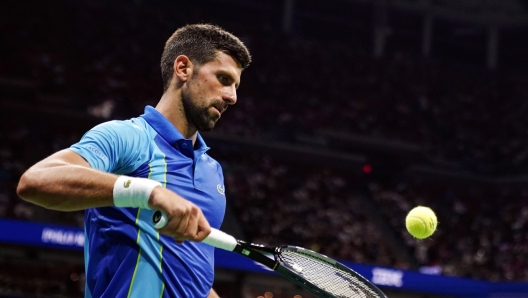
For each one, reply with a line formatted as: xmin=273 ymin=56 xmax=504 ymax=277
xmin=152 ymin=211 xmax=387 ymax=298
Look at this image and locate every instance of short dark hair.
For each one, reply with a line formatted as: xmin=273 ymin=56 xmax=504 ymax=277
xmin=160 ymin=24 xmax=252 ymax=91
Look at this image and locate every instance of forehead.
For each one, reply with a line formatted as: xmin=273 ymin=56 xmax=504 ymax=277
xmin=201 ymin=52 xmax=242 ymax=78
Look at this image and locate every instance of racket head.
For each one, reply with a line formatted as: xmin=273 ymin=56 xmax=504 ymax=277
xmin=274 ymin=246 xmax=388 ymax=298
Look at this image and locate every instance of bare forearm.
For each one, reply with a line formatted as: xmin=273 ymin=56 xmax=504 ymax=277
xmin=17 ymin=150 xmax=117 ymax=211
xmin=17 ymin=149 xmax=212 ymax=245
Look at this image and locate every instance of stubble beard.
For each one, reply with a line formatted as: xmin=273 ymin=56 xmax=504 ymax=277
xmin=181 ymin=87 xmax=218 ymax=132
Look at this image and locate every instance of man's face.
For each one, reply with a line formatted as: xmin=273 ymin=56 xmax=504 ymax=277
xmin=181 ymin=52 xmax=242 ymax=131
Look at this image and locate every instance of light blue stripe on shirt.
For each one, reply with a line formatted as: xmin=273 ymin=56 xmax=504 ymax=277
xmin=127 ymin=129 xmax=166 ymax=298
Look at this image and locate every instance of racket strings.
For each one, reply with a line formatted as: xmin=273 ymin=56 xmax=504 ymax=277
xmin=279 ymin=250 xmax=382 ymax=298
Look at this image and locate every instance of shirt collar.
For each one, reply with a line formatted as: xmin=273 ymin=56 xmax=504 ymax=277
xmin=140 ymin=105 xmax=210 ymax=153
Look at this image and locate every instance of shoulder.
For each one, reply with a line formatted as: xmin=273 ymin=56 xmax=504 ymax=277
xmin=72 ymin=117 xmax=155 ymax=173
xmin=91 ymin=117 xmax=150 ymax=135
xmin=86 ymin=117 xmax=156 ymax=144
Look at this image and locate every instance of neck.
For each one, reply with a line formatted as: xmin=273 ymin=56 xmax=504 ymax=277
xmin=156 ymin=90 xmax=198 ymax=144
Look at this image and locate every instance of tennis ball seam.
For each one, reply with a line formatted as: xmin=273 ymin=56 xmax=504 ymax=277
xmin=407 ymin=216 xmax=427 ymax=238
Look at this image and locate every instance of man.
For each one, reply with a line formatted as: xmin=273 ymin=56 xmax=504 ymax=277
xmin=17 ymin=24 xmax=250 ymax=298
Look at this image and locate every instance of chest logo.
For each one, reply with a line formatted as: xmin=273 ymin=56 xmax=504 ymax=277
xmin=217 ymin=184 xmax=225 ymax=195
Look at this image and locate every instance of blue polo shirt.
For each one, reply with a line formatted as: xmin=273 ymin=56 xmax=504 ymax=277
xmin=69 ymin=106 xmax=226 ymax=298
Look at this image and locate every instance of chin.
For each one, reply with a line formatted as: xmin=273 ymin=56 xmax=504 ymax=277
xmin=199 ymin=126 xmax=214 ymax=132
xmin=197 ymin=121 xmax=217 ymax=132
xmin=193 ymin=113 xmax=218 ymax=131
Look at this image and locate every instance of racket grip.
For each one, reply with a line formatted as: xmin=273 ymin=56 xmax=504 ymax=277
xmin=151 ymin=211 xmax=237 ymax=251
xmin=202 ymin=228 xmax=237 ymax=251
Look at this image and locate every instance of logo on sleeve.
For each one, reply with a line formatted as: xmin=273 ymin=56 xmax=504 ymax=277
xmin=217 ymin=184 xmax=225 ymax=195
xmin=85 ymin=145 xmax=109 ymax=162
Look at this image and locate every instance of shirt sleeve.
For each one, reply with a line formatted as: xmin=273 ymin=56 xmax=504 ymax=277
xmin=69 ymin=120 xmax=148 ymax=174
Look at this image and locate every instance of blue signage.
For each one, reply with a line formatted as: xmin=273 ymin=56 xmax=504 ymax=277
xmin=1 ymin=219 xmax=527 ymax=297
xmin=0 ymin=219 xmax=84 ymax=250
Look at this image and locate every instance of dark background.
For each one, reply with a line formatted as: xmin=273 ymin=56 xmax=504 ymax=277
xmin=2 ymin=0 xmax=528 ymax=297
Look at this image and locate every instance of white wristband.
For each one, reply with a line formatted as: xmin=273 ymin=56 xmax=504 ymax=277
xmin=113 ymin=176 xmax=162 ymax=209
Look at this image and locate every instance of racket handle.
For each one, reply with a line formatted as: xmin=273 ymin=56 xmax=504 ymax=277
xmin=152 ymin=211 xmax=237 ymax=251
xmin=202 ymin=228 xmax=238 ymax=251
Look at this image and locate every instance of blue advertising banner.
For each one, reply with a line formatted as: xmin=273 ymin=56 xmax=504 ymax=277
xmin=0 ymin=219 xmax=84 ymax=250
xmin=1 ymin=219 xmax=527 ymax=297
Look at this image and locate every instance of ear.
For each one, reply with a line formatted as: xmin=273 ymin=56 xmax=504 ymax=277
xmin=173 ymin=55 xmax=194 ymax=83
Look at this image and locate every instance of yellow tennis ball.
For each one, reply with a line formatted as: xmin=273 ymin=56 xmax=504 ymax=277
xmin=406 ymin=206 xmax=437 ymax=239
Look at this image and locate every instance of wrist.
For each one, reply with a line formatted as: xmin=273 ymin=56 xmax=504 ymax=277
xmin=147 ymin=185 xmax=164 ymax=210
xmin=113 ymin=176 xmax=162 ymax=209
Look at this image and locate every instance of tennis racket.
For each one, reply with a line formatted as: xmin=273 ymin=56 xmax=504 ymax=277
xmin=152 ymin=211 xmax=387 ymax=298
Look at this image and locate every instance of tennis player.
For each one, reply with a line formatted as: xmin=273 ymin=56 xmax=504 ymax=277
xmin=17 ymin=24 xmax=251 ymax=298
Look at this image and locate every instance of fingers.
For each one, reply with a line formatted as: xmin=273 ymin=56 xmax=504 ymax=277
xmin=151 ymin=187 xmax=211 ymax=243
xmin=194 ymin=212 xmax=211 ymax=241
xmin=184 ymin=208 xmax=199 ymax=240
xmin=172 ymin=205 xmax=207 ymax=243
xmin=177 ymin=207 xmax=210 ymax=242
xmin=174 ymin=209 xmax=190 ymax=242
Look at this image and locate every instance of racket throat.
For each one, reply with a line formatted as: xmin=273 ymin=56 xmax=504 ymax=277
xmin=233 ymin=245 xmax=278 ymax=270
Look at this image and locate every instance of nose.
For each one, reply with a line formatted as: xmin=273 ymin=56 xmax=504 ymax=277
xmin=222 ymin=86 xmax=237 ymax=105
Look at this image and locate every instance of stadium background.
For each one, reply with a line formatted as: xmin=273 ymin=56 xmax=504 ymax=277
xmin=2 ymin=0 xmax=528 ymax=297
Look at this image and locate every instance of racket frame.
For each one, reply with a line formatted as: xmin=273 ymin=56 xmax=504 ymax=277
xmin=151 ymin=211 xmax=386 ymax=298
xmin=234 ymin=242 xmax=388 ymax=298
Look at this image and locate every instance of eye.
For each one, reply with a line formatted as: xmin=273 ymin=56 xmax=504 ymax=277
xmin=218 ymin=74 xmax=230 ymax=85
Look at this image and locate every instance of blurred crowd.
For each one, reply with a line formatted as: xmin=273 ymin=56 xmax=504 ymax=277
xmin=0 ymin=259 xmax=84 ymax=298
xmin=0 ymin=116 xmax=85 ymax=228
xmin=219 ymin=149 xmax=528 ymax=282
xmin=2 ymin=1 xmax=528 ymax=296
xmin=370 ymin=177 xmax=528 ymax=282
xmin=218 ymin=152 xmax=406 ymax=269
xmin=216 ymin=35 xmax=528 ymax=176
xmin=5 ymin=1 xmax=528 ymax=176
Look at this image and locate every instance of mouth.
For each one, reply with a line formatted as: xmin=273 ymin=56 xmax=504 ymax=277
xmin=212 ymin=103 xmax=227 ymax=116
